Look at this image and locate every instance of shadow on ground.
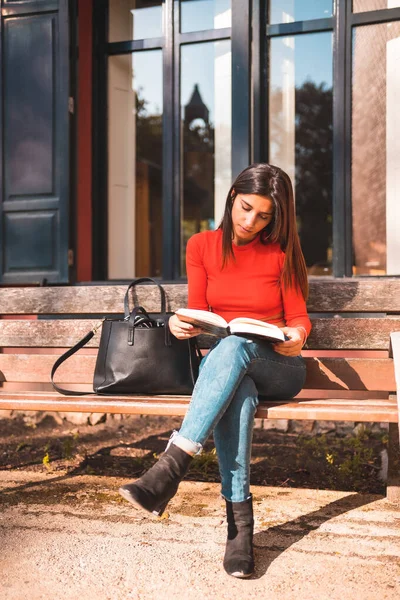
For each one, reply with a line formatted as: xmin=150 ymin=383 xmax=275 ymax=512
xmin=0 ymin=413 xmax=388 ymax=498
xmin=251 ymin=492 xmax=379 ymax=578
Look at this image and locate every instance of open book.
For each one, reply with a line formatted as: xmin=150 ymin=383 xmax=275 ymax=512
xmin=175 ymin=308 xmax=285 ymax=343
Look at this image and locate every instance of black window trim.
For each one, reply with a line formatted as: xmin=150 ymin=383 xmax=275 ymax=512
xmin=92 ymin=0 xmax=400 ymax=282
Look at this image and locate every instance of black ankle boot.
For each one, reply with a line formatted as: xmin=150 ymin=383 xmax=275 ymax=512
xmin=223 ymin=495 xmax=255 ymax=578
xmin=119 ymin=443 xmax=193 ymax=516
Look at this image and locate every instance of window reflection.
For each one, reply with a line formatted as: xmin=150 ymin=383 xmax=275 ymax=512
xmin=269 ymin=0 xmax=332 ymax=24
xmin=352 ymin=22 xmax=400 ymax=275
xmin=109 ymin=0 xmax=164 ymax=42
xmin=180 ymin=0 xmax=231 ymax=33
xmin=269 ymin=32 xmax=333 ymax=275
xmin=353 ymin=0 xmax=400 ymax=12
xmin=181 ymin=40 xmax=231 ymax=275
xmin=108 ymin=51 xmax=163 ymax=278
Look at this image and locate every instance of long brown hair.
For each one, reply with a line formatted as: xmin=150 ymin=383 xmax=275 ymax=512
xmin=219 ymin=163 xmax=309 ymax=300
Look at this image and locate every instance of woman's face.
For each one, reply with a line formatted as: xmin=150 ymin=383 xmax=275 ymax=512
xmin=231 ymin=192 xmax=274 ymax=246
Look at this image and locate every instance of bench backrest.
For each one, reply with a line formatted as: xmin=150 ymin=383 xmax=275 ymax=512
xmin=0 ymin=278 xmax=399 ymax=394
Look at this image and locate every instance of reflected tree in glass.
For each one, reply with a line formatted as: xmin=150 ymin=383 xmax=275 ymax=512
xmin=295 ymin=81 xmax=333 ymax=273
xmin=180 ymin=40 xmax=231 ymax=275
xmin=182 ymin=85 xmax=215 ymax=235
xmin=135 ymin=87 xmax=163 ymax=276
xmin=270 ymin=81 xmax=333 ymax=273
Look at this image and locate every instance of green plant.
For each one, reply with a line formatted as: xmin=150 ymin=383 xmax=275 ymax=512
xmin=42 ymin=452 xmax=51 ymax=469
xmin=191 ymin=448 xmax=218 ymax=477
xmin=16 ymin=442 xmax=30 ymax=452
xmin=62 ymin=435 xmax=78 ymax=460
xmin=295 ymin=427 xmax=383 ymax=493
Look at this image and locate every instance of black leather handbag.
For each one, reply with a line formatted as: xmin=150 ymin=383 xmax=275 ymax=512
xmin=51 ymin=278 xmax=201 ymax=396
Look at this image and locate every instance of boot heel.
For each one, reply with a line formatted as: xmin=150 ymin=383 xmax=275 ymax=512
xmin=119 ymin=485 xmax=167 ymax=517
xmin=118 ymin=486 xmax=151 ymax=513
xmin=153 ymin=499 xmax=169 ymax=517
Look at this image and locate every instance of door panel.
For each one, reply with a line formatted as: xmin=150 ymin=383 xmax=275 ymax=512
xmin=0 ymin=0 xmax=69 ymax=283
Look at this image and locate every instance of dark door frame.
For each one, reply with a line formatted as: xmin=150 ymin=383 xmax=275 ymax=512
xmin=68 ymin=0 xmax=78 ymax=283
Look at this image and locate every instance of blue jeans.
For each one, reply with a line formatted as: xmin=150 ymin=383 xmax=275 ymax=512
xmin=168 ymin=335 xmax=306 ymax=503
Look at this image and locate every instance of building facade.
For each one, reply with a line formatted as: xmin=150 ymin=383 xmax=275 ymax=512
xmin=0 ymin=0 xmax=399 ymax=284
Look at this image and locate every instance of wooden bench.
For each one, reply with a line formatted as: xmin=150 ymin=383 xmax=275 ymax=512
xmin=0 ymin=279 xmax=399 ymax=502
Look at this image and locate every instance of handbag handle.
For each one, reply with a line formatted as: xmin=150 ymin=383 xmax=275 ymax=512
xmin=51 ymin=326 xmax=100 ymax=396
xmin=124 ymin=277 xmax=167 ymax=319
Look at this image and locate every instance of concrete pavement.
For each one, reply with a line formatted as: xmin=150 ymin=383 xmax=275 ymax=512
xmin=0 ymin=470 xmax=399 ymax=600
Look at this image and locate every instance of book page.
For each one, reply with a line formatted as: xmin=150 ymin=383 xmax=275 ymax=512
xmin=229 ymin=322 xmax=285 ymax=342
xmin=229 ymin=317 xmax=281 ymax=331
xmin=175 ymin=309 xmax=228 ymax=336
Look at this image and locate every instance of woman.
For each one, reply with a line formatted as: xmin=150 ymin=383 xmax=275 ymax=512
xmin=119 ymin=163 xmax=311 ymax=578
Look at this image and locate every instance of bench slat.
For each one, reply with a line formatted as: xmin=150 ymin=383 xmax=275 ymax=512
xmin=0 ymin=391 xmax=395 ymax=404
xmin=2 ymin=279 xmax=400 ymax=315
xmin=0 ymin=391 xmax=396 ymax=422
xmin=265 ymin=401 xmax=399 ymax=422
xmin=304 ymin=357 xmax=395 ymax=390
xmin=0 ymin=354 xmax=396 ymax=391
xmin=307 ymin=278 xmax=400 ymax=312
xmin=1 ymin=318 xmax=400 ymax=350
xmin=0 ymin=285 xmax=187 ymax=315
xmin=0 ymin=320 xmax=101 ymax=347
xmin=306 ymin=319 xmax=400 ymax=350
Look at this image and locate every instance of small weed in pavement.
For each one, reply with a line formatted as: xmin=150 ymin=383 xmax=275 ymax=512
xmin=296 ymin=425 xmax=386 ymax=493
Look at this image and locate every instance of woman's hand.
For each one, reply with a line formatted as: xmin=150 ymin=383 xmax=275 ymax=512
xmin=169 ymin=314 xmax=203 ymax=340
xmin=273 ymin=327 xmax=305 ymax=357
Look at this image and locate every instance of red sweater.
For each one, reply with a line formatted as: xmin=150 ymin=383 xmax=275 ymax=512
xmin=186 ymin=229 xmax=311 ymax=335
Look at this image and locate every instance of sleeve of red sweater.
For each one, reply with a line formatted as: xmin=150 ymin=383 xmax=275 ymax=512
xmin=186 ymin=234 xmax=209 ymax=311
xmin=279 ymin=254 xmax=312 ymax=336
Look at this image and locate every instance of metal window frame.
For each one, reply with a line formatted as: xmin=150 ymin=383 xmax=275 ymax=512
xmin=92 ymin=0 xmax=108 ymax=281
xmin=0 ymin=7 xmax=3 ymax=281
xmin=338 ymin=3 xmax=400 ymax=276
xmin=264 ymin=6 xmax=337 ymax=273
xmin=93 ymin=0 xmax=235 ymax=281
xmin=231 ymin=0 xmax=251 ymax=178
xmin=352 ymin=6 xmax=400 ymax=25
xmin=263 ymin=0 xmax=400 ymax=278
xmin=333 ymin=0 xmax=351 ymax=276
xmin=173 ymin=11 xmax=232 ymax=280
xmin=252 ymin=0 xmax=268 ymax=164
xmin=93 ymin=0 xmax=400 ymax=281
xmin=267 ymin=18 xmax=334 ymax=37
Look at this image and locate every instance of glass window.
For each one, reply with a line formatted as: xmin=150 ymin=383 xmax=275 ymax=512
xmin=353 ymin=1 xmax=400 ymax=12
xmin=352 ymin=22 xmax=400 ymax=275
xmin=180 ymin=0 xmax=231 ymax=33
xmin=108 ymin=0 xmax=164 ymax=42
xmin=108 ymin=51 xmax=163 ymax=278
xmin=269 ymin=32 xmax=333 ymax=275
xmin=269 ymin=0 xmax=332 ymax=24
xmin=181 ymin=40 xmax=231 ymax=274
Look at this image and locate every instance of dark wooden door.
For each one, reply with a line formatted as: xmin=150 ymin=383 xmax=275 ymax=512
xmin=0 ymin=0 xmax=70 ymax=283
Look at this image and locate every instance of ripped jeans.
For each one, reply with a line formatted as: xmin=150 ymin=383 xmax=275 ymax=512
xmin=168 ymin=335 xmax=306 ymax=503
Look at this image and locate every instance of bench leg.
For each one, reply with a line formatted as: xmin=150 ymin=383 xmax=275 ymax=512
xmin=387 ymin=423 xmax=400 ymax=504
